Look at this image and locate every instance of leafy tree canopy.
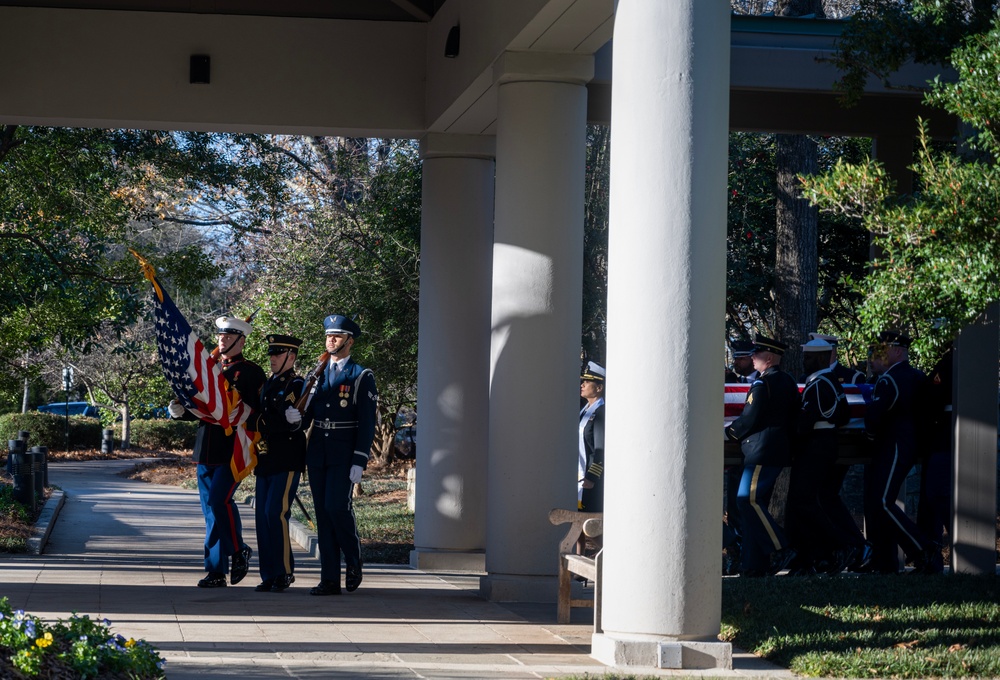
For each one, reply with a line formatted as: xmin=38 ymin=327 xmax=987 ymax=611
xmin=832 ymin=0 xmax=996 ymax=105
xmin=802 ymin=14 xmax=1000 ymax=366
xmin=0 ymin=126 xmax=291 ymax=397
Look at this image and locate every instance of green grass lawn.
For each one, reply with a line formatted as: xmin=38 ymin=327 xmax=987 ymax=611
xmin=722 ymin=573 xmax=1000 ymax=678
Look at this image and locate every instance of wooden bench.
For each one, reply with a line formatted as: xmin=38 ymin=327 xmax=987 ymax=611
xmin=548 ymin=509 xmax=604 ymax=632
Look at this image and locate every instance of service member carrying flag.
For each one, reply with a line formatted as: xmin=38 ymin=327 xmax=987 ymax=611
xmin=132 ymin=250 xmax=266 ymax=588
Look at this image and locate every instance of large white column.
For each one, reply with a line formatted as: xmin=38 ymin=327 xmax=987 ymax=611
xmin=411 ymin=134 xmax=496 ymax=572
xmin=480 ymin=53 xmax=592 ymax=602
xmin=592 ymin=0 xmax=733 ymax=671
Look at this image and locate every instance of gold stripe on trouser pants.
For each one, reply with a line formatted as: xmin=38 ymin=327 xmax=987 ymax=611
xmin=749 ymin=465 xmax=782 ymax=550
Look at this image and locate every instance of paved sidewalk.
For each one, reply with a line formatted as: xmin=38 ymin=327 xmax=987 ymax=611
xmin=0 ymin=460 xmax=792 ymax=679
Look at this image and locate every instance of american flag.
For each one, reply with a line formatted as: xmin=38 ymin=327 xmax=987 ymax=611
xmin=133 ymin=251 xmax=258 ymax=481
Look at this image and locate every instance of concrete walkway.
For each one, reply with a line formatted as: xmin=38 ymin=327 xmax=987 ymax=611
xmin=0 ymin=460 xmax=793 ymax=679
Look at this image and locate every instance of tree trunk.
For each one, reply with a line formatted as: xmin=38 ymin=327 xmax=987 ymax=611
xmin=773 ymin=134 xmax=818 ymax=381
xmin=120 ymin=404 xmax=131 ymax=451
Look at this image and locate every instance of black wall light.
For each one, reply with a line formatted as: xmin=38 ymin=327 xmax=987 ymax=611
xmin=444 ymin=24 xmax=460 ymax=58
xmin=190 ymin=54 xmax=211 ymax=84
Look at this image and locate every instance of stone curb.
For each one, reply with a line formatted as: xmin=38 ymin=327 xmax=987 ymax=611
xmin=28 ymin=489 xmax=65 ymax=555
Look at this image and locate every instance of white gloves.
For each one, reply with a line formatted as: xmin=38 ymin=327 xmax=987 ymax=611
xmin=167 ymin=401 xmax=185 ymax=418
xmin=349 ymin=465 xmax=363 ymax=484
xmin=285 ymin=406 xmax=302 ymax=425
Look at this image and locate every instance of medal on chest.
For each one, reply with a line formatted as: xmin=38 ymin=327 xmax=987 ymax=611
xmin=339 ymin=383 xmax=351 ymax=407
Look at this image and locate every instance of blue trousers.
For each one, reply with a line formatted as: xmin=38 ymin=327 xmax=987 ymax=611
xmin=196 ymin=463 xmax=244 ymax=574
xmin=736 ymin=464 xmax=787 ymax=573
xmin=864 ymin=443 xmax=927 ymax=572
xmin=307 ymin=459 xmax=361 ymax=583
xmin=255 ymin=471 xmax=300 ymax=581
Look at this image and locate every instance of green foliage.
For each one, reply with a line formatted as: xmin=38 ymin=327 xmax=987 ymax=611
xmin=0 ymin=597 xmax=164 ymax=678
xmin=582 ymin=124 xmax=610 ymax=364
xmin=831 ymin=0 xmax=996 ymax=106
xmin=804 ymin=16 xmax=1000 ymax=366
xmin=0 ymin=125 xmax=292 ymax=396
xmin=0 ymin=412 xmax=102 ymax=450
xmin=127 ymin=419 xmax=197 ymax=450
xmin=722 ymin=574 xmax=1000 ymax=678
xmin=727 ymin=133 xmax=871 ymax=342
xmin=230 ymin=138 xmax=421 ymax=425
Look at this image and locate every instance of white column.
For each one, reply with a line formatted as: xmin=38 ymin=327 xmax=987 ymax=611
xmin=480 ymin=53 xmax=592 ymax=602
xmin=411 ymin=134 xmax=495 ymax=572
xmin=592 ymin=0 xmax=733 ymax=671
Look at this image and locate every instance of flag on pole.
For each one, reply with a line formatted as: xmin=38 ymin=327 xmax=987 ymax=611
xmin=131 ymin=250 xmax=258 ymax=481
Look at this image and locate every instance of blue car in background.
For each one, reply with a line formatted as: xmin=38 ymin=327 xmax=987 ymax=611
xmin=37 ymin=402 xmax=100 ymax=418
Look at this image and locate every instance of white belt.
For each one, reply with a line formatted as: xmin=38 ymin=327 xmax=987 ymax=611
xmin=813 ymin=422 xmax=836 ymax=430
xmin=314 ymin=420 xmax=358 ymax=430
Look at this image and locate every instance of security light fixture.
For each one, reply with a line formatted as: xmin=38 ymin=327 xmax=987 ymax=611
xmin=444 ymin=24 xmax=460 ymax=58
xmin=190 ymin=54 xmax=211 ymax=84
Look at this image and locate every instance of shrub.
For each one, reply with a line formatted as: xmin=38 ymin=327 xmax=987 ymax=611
xmin=0 ymin=598 xmax=165 ymax=678
xmin=128 ymin=419 xmax=197 ymax=450
xmin=0 ymin=412 xmax=102 ymax=451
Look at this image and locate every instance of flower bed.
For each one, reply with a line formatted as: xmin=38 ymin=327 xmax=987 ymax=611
xmin=0 ymin=598 xmax=164 ymax=679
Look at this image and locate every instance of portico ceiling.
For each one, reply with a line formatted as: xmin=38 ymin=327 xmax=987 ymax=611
xmin=0 ymin=0 xmax=446 ymax=22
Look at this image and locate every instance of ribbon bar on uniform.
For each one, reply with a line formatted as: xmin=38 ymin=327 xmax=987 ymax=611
xmin=314 ymin=420 xmax=359 ymax=430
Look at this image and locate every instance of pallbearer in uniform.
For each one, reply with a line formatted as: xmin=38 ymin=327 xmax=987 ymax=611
xmin=725 ymin=334 xmax=800 ymax=577
xmin=249 ymin=334 xmax=306 ymax=593
xmin=286 ymin=314 xmax=377 ymax=596
xmin=168 ymin=315 xmax=266 ymax=588
xmin=809 ymin=332 xmax=865 ymax=385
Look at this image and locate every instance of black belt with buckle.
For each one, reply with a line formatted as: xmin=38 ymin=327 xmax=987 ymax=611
xmin=314 ymin=420 xmax=358 ymax=430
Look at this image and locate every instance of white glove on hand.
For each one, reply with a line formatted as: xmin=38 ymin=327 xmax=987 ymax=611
xmin=349 ymin=465 xmax=363 ymax=484
xmin=167 ymin=401 xmax=185 ymax=418
xmin=284 ymin=406 xmax=302 ymax=425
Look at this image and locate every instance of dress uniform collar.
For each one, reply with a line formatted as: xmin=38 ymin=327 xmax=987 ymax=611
xmin=220 ymin=354 xmax=245 ymax=368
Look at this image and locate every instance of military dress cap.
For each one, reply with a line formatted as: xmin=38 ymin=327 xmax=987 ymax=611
xmin=215 ymin=316 xmax=252 ymax=336
xmin=751 ymin=334 xmax=787 ymax=355
xmin=730 ymin=340 xmax=755 ymax=357
xmin=801 ymin=338 xmax=835 ymax=353
xmin=808 ymin=332 xmax=839 ymax=346
xmin=877 ymin=330 xmax=912 ymax=348
xmin=323 ymin=314 xmax=361 ymax=338
xmin=581 ymin=361 xmax=606 ymax=383
xmin=266 ymin=334 xmax=303 ymax=355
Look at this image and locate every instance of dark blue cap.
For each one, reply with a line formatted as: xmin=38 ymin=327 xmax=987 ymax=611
xmin=323 ymin=314 xmax=361 ymax=338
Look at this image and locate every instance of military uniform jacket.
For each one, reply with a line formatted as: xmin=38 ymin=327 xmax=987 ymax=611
xmin=251 ymin=369 xmax=306 ymax=476
xmin=580 ymin=401 xmax=605 ymax=512
xmin=864 ymin=360 xmax=926 ymax=458
xmin=798 ymin=367 xmax=850 ymax=437
xmin=726 ymin=366 xmax=799 ymax=467
xmin=303 ymin=357 xmax=378 ymax=470
xmin=179 ymin=355 xmax=266 ymax=466
xmin=830 ymin=361 xmax=865 ymax=386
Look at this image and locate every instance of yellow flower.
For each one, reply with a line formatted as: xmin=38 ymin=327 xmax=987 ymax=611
xmin=125 ymin=638 xmax=137 ymax=648
xmin=36 ymin=632 xmax=53 ymax=648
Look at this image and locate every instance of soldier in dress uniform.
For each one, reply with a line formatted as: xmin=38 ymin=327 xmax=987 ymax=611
xmin=723 ymin=339 xmax=756 ymax=573
xmin=725 ymin=334 xmax=800 ymax=577
xmin=286 ymin=314 xmax=377 ymax=596
xmin=249 ymin=334 xmax=307 ymax=593
xmin=863 ymin=330 xmax=937 ymax=574
xmin=809 ymin=332 xmax=865 ymax=385
xmin=724 ymin=340 xmax=758 ymax=383
xmin=915 ymin=344 xmax=953 ymax=575
xmin=785 ymin=338 xmax=856 ymax=575
xmin=578 ymin=361 xmax=606 ymax=514
xmin=168 ymin=315 xmax=267 ymax=588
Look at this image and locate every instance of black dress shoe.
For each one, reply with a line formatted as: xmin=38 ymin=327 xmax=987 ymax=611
xmin=310 ymin=580 xmax=342 ymax=596
xmin=197 ymin=573 xmax=227 ymax=588
xmin=768 ymin=547 xmax=798 ymax=576
xmin=254 ymin=578 xmax=275 ymax=592
xmin=271 ymin=574 xmax=295 ymax=592
xmin=231 ymin=545 xmax=252 ymax=585
xmin=345 ymin=564 xmax=363 ymax=592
